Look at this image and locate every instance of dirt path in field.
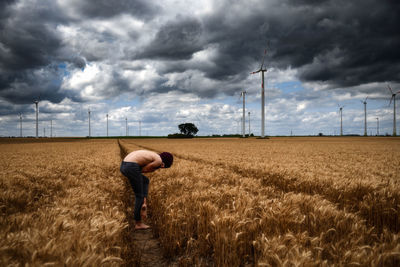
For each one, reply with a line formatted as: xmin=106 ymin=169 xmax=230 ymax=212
xmin=132 ymin=228 xmax=168 ymax=267
xmin=118 ymin=140 xmax=171 ymax=267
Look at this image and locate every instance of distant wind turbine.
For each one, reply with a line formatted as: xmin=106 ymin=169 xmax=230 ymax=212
xmin=240 ymin=91 xmax=246 ymax=137
xmin=34 ymin=98 xmax=39 ymax=138
xmin=386 ymin=85 xmax=400 ymax=137
xmin=338 ymin=105 xmax=345 ymax=136
xmin=125 ymin=117 xmax=128 ymax=136
xmin=361 ymin=96 xmax=368 ymax=136
xmin=251 ymin=44 xmax=268 ymax=138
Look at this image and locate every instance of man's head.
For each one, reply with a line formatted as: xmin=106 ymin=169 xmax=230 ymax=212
xmin=159 ymin=152 xmax=173 ymax=168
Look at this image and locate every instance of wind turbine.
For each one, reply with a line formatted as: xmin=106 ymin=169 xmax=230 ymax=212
xmin=361 ymin=96 xmax=368 ymax=136
xmin=240 ymin=91 xmax=246 ymax=137
xmin=376 ymin=117 xmax=379 ymax=136
xmin=125 ymin=117 xmax=128 ymax=136
xmin=338 ymin=105 xmax=344 ymax=136
xmin=251 ymin=44 xmax=268 ymax=138
xmin=34 ymin=99 xmax=39 ymax=138
xmin=387 ymin=85 xmax=400 ymax=137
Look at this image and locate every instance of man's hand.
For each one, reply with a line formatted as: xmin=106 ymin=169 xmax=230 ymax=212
xmin=141 ymin=203 xmax=147 ymax=220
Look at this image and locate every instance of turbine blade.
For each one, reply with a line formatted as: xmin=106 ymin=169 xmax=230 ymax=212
xmin=260 ymin=48 xmax=267 ymax=69
xmin=365 ymin=96 xmax=368 ymax=102
xmin=396 ymin=90 xmax=400 ymax=95
xmin=389 ymin=95 xmax=394 ymax=106
xmin=251 ymin=70 xmax=261 ymax=74
xmin=387 ymin=85 xmax=394 ymax=94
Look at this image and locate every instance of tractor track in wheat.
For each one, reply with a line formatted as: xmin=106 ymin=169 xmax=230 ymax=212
xmin=118 ymin=140 xmax=172 ymax=267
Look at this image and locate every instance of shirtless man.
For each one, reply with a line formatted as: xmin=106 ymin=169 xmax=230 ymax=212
xmin=120 ymin=150 xmax=173 ymax=230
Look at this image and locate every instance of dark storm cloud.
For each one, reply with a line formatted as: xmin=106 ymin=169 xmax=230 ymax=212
xmin=0 ymin=65 xmax=66 ymax=104
xmin=0 ymin=0 xmax=73 ymax=104
xmin=0 ymin=98 xmax=33 ymax=116
xmin=1 ymin=0 xmax=399 ymax=109
xmin=0 ymin=0 xmax=16 ymax=18
xmin=279 ymin=0 xmax=400 ymax=87
xmin=0 ymin=0 xmax=159 ymax=105
xmin=0 ymin=1 xmax=64 ymax=72
xmin=195 ymin=0 xmax=400 ymax=88
xmin=137 ymin=17 xmax=204 ymax=60
xmin=71 ymin=0 xmax=158 ymax=20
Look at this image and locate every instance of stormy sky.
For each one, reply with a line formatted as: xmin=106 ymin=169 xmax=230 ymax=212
xmin=1 ymin=0 xmax=399 ymax=137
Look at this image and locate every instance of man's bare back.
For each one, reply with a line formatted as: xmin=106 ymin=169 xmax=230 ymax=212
xmin=121 ymin=150 xmax=173 ymax=230
xmin=123 ymin=150 xmax=163 ymax=173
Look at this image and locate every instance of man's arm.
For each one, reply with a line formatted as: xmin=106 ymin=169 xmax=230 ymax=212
xmin=141 ymin=159 xmax=162 ymax=173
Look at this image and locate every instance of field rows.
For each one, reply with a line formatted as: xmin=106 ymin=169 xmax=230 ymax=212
xmin=120 ymin=138 xmax=400 ymax=266
xmin=2 ymin=138 xmax=399 ymax=266
xmin=127 ymin=138 xmax=400 ymax=233
xmin=0 ymin=140 xmax=138 ymax=266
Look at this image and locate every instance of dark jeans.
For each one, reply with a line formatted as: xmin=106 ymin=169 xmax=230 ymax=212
xmin=120 ymin=161 xmax=149 ymax=221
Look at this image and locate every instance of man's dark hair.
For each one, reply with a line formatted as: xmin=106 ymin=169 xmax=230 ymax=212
xmin=159 ymin=152 xmax=173 ymax=168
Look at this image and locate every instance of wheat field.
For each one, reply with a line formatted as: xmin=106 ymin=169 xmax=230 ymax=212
xmin=121 ymin=137 xmax=400 ymax=266
xmin=1 ymin=137 xmax=399 ymax=266
xmin=0 ymin=139 xmax=139 ymax=266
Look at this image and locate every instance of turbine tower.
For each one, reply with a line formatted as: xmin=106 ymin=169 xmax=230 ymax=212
xmin=361 ymin=96 xmax=368 ymax=136
xmin=139 ymin=120 xmax=142 ymax=136
xmin=240 ymin=91 xmax=246 ymax=137
xmin=34 ymin=99 xmax=39 ymax=138
xmin=251 ymin=45 xmax=268 ymax=138
xmin=50 ymin=120 xmax=52 ymax=138
xmin=376 ymin=117 xmax=379 ymax=136
xmin=125 ymin=117 xmax=128 ymax=136
xmin=338 ymin=105 xmax=344 ymax=136
xmin=387 ymin=85 xmax=400 ymax=137
xmin=88 ymin=109 xmax=91 ymax=137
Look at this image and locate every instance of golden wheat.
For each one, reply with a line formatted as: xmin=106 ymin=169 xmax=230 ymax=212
xmin=2 ymin=137 xmax=399 ymax=266
xmin=121 ymin=137 xmax=400 ymax=266
xmin=0 ymin=139 xmax=136 ymax=266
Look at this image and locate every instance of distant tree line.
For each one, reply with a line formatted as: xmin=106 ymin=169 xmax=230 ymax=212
xmin=168 ymin=123 xmax=199 ymax=138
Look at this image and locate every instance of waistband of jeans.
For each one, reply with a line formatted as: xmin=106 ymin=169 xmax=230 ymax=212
xmin=122 ymin=161 xmax=141 ymax=168
xmin=122 ymin=161 xmax=139 ymax=165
